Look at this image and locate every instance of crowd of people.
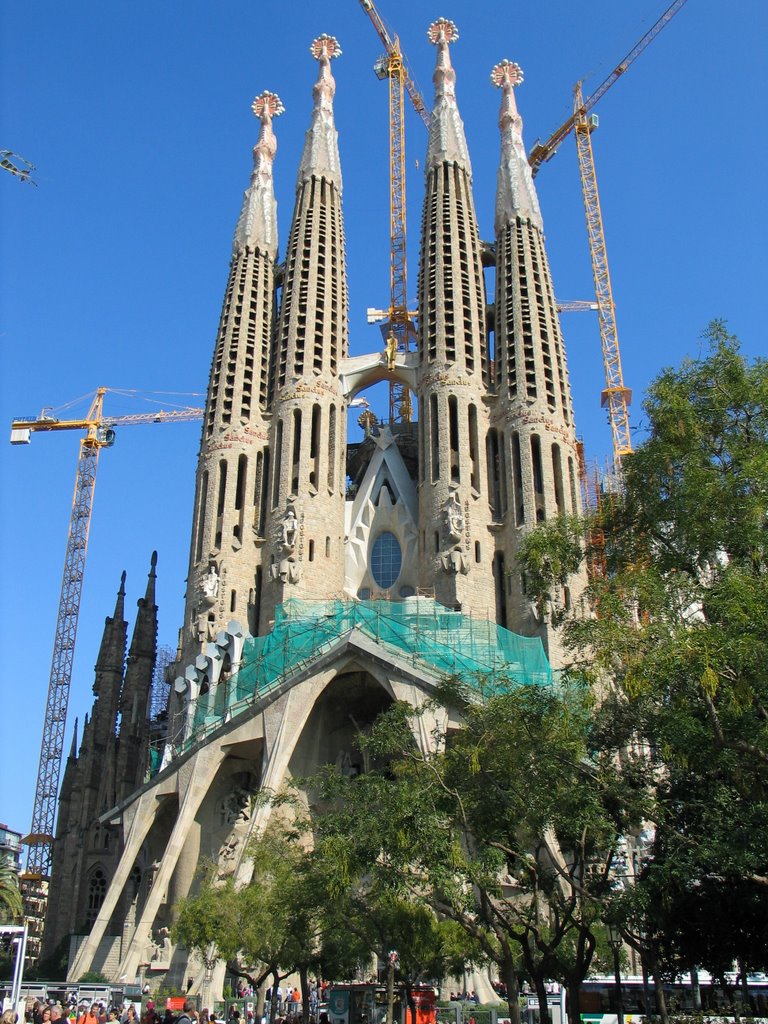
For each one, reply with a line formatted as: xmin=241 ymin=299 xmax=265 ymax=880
xmin=19 ymin=1000 xmax=150 ymax=1024
xmin=5 ymin=977 xmax=331 ymax=1024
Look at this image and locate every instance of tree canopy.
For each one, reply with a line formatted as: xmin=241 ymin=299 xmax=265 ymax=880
xmin=519 ymin=322 xmax=768 ymax=986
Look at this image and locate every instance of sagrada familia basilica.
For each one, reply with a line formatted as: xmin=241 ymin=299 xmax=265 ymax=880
xmin=43 ymin=19 xmax=588 ymax=997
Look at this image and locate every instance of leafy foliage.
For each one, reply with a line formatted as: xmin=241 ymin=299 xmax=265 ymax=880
xmin=517 ymin=323 xmax=768 ymax=978
xmin=0 ymin=861 xmax=22 ymax=923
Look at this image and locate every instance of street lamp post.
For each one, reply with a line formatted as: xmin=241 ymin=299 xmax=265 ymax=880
xmin=386 ymin=950 xmax=399 ymax=1024
xmin=606 ymin=925 xmax=624 ymax=1024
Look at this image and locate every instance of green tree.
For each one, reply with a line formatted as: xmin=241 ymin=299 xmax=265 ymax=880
xmin=310 ymin=684 xmax=643 ymax=1024
xmin=519 ymin=323 xmax=768 ymax=998
xmin=173 ymin=823 xmax=369 ymax=1024
xmin=0 ymin=860 xmax=22 ymax=923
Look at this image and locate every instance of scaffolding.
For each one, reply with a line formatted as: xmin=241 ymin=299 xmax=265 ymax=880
xmin=157 ymin=598 xmax=552 ymax=759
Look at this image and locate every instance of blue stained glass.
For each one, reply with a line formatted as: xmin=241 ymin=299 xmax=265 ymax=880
xmin=371 ymin=531 xmax=402 ymax=590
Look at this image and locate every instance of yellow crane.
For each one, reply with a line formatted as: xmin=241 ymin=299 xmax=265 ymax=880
xmin=10 ymin=387 xmax=203 ymax=881
xmin=528 ymin=0 xmax=689 ymax=469
xmin=358 ymin=0 xmax=429 ymax=424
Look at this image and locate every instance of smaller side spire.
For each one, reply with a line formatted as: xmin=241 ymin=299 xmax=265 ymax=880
xmin=145 ymin=550 xmax=158 ymax=604
xmin=69 ymin=717 xmax=79 ymax=759
xmin=491 ymin=60 xmax=543 ymax=232
xmin=79 ymin=713 xmax=89 ymax=756
xmin=233 ymin=91 xmax=284 ymax=258
xmin=426 ymin=18 xmax=471 ymax=173
xmin=297 ymin=34 xmax=343 ymax=189
xmin=114 ymin=570 xmax=126 ymax=620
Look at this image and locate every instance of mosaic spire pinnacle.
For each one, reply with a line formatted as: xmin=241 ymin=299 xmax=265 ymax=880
xmin=297 ymin=34 xmax=342 ymax=190
xmin=233 ymin=90 xmax=284 ymax=257
xmin=426 ymin=18 xmax=471 ymax=173
xmin=492 ymin=60 xmax=542 ymax=232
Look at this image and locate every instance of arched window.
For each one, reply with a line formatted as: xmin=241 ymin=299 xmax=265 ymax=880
xmin=86 ymin=868 xmax=107 ymax=926
xmin=127 ymin=865 xmax=142 ymax=904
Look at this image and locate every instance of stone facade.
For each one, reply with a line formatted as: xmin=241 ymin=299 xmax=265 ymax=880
xmin=43 ymin=558 xmax=158 ymax=962
xmin=46 ymin=23 xmax=589 ymax=994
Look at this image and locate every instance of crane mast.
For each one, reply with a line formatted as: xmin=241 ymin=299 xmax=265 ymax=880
xmin=359 ymin=0 xmax=429 ymax=424
xmin=573 ymin=83 xmax=632 ymax=466
xmin=11 ymin=390 xmax=203 ymax=887
xmin=20 ymin=388 xmax=109 ymax=881
xmin=527 ymin=0 xmax=689 ymax=469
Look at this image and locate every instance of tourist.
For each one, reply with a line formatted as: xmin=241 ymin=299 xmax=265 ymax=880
xmin=175 ymin=1002 xmax=195 ymax=1024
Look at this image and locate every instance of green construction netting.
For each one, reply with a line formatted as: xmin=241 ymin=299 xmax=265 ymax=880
xmin=184 ymin=597 xmax=552 ymax=748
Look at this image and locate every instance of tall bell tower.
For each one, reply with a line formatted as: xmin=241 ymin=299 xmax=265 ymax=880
xmin=181 ymin=91 xmax=283 ymax=660
xmin=260 ymin=35 xmax=350 ymax=626
xmin=489 ymin=59 xmax=587 ymax=662
xmin=415 ymin=19 xmax=496 ymax=618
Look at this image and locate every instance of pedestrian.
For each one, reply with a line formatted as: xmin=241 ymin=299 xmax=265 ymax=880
xmin=175 ymin=1004 xmax=194 ymax=1024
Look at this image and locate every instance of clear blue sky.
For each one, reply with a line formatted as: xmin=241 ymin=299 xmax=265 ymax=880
xmin=1 ymin=0 xmax=765 ymax=840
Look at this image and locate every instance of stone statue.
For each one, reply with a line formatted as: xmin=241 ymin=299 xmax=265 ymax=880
xmin=271 ymin=556 xmax=302 ymax=584
xmin=440 ymin=492 xmax=468 ymax=574
xmin=444 ymin=492 xmax=464 ymax=543
xmin=280 ymin=505 xmax=299 ymax=552
xmin=335 ymin=749 xmax=359 ymax=778
xmin=385 ymin=332 xmax=397 ymax=370
xmin=441 ymin=549 xmax=469 ymax=575
xmin=220 ymin=785 xmax=251 ymax=826
xmin=202 ymin=564 xmax=219 ymax=601
xmin=217 ymin=785 xmax=253 ymax=874
xmin=150 ymin=926 xmax=172 ymax=968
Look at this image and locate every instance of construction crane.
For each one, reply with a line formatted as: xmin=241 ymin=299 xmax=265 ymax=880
xmin=358 ymin=0 xmax=429 ymax=425
xmin=10 ymin=387 xmax=203 ymax=882
xmin=528 ymin=0 xmax=689 ymax=468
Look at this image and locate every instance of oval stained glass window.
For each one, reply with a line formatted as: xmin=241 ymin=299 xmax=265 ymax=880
xmin=370 ymin=531 xmax=402 ymax=590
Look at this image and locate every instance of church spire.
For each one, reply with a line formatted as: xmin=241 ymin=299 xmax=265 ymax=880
xmin=68 ymin=717 xmax=79 ymax=760
xmin=416 ymin=18 xmax=494 ymax=619
xmin=233 ymin=91 xmax=284 ymax=258
xmin=114 ymin=570 xmax=126 ymax=620
xmin=297 ymin=34 xmax=342 ymax=189
xmin=492 ymin=60 xmax=542 ymax=232
xmin=181 ymin=87 xmax=281 ymax=661
xmin=260 ymin=36 xmax=349 ymax=624
xmin=90 ymin=570 xmax=128 ymax=729
xmin=116 ymin=552 xmax=158 ymax=799
xmin=489 ymin=57 xmax=587 ymax=664
xmin=426 ymin=19 xmax=471 ymax=173
xmin=145 ymin=549 xmax=157 ymax=604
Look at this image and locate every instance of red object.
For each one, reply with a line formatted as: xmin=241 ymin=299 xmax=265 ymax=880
xmin=412 ymin=989 xmax=436 ymax=1024
xmin=166 ymin=1000 xmax=186 ymax=1012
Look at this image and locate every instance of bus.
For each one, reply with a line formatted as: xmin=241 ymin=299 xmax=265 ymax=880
xmin=578 ymin=975 xmax=768 ymax=1022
